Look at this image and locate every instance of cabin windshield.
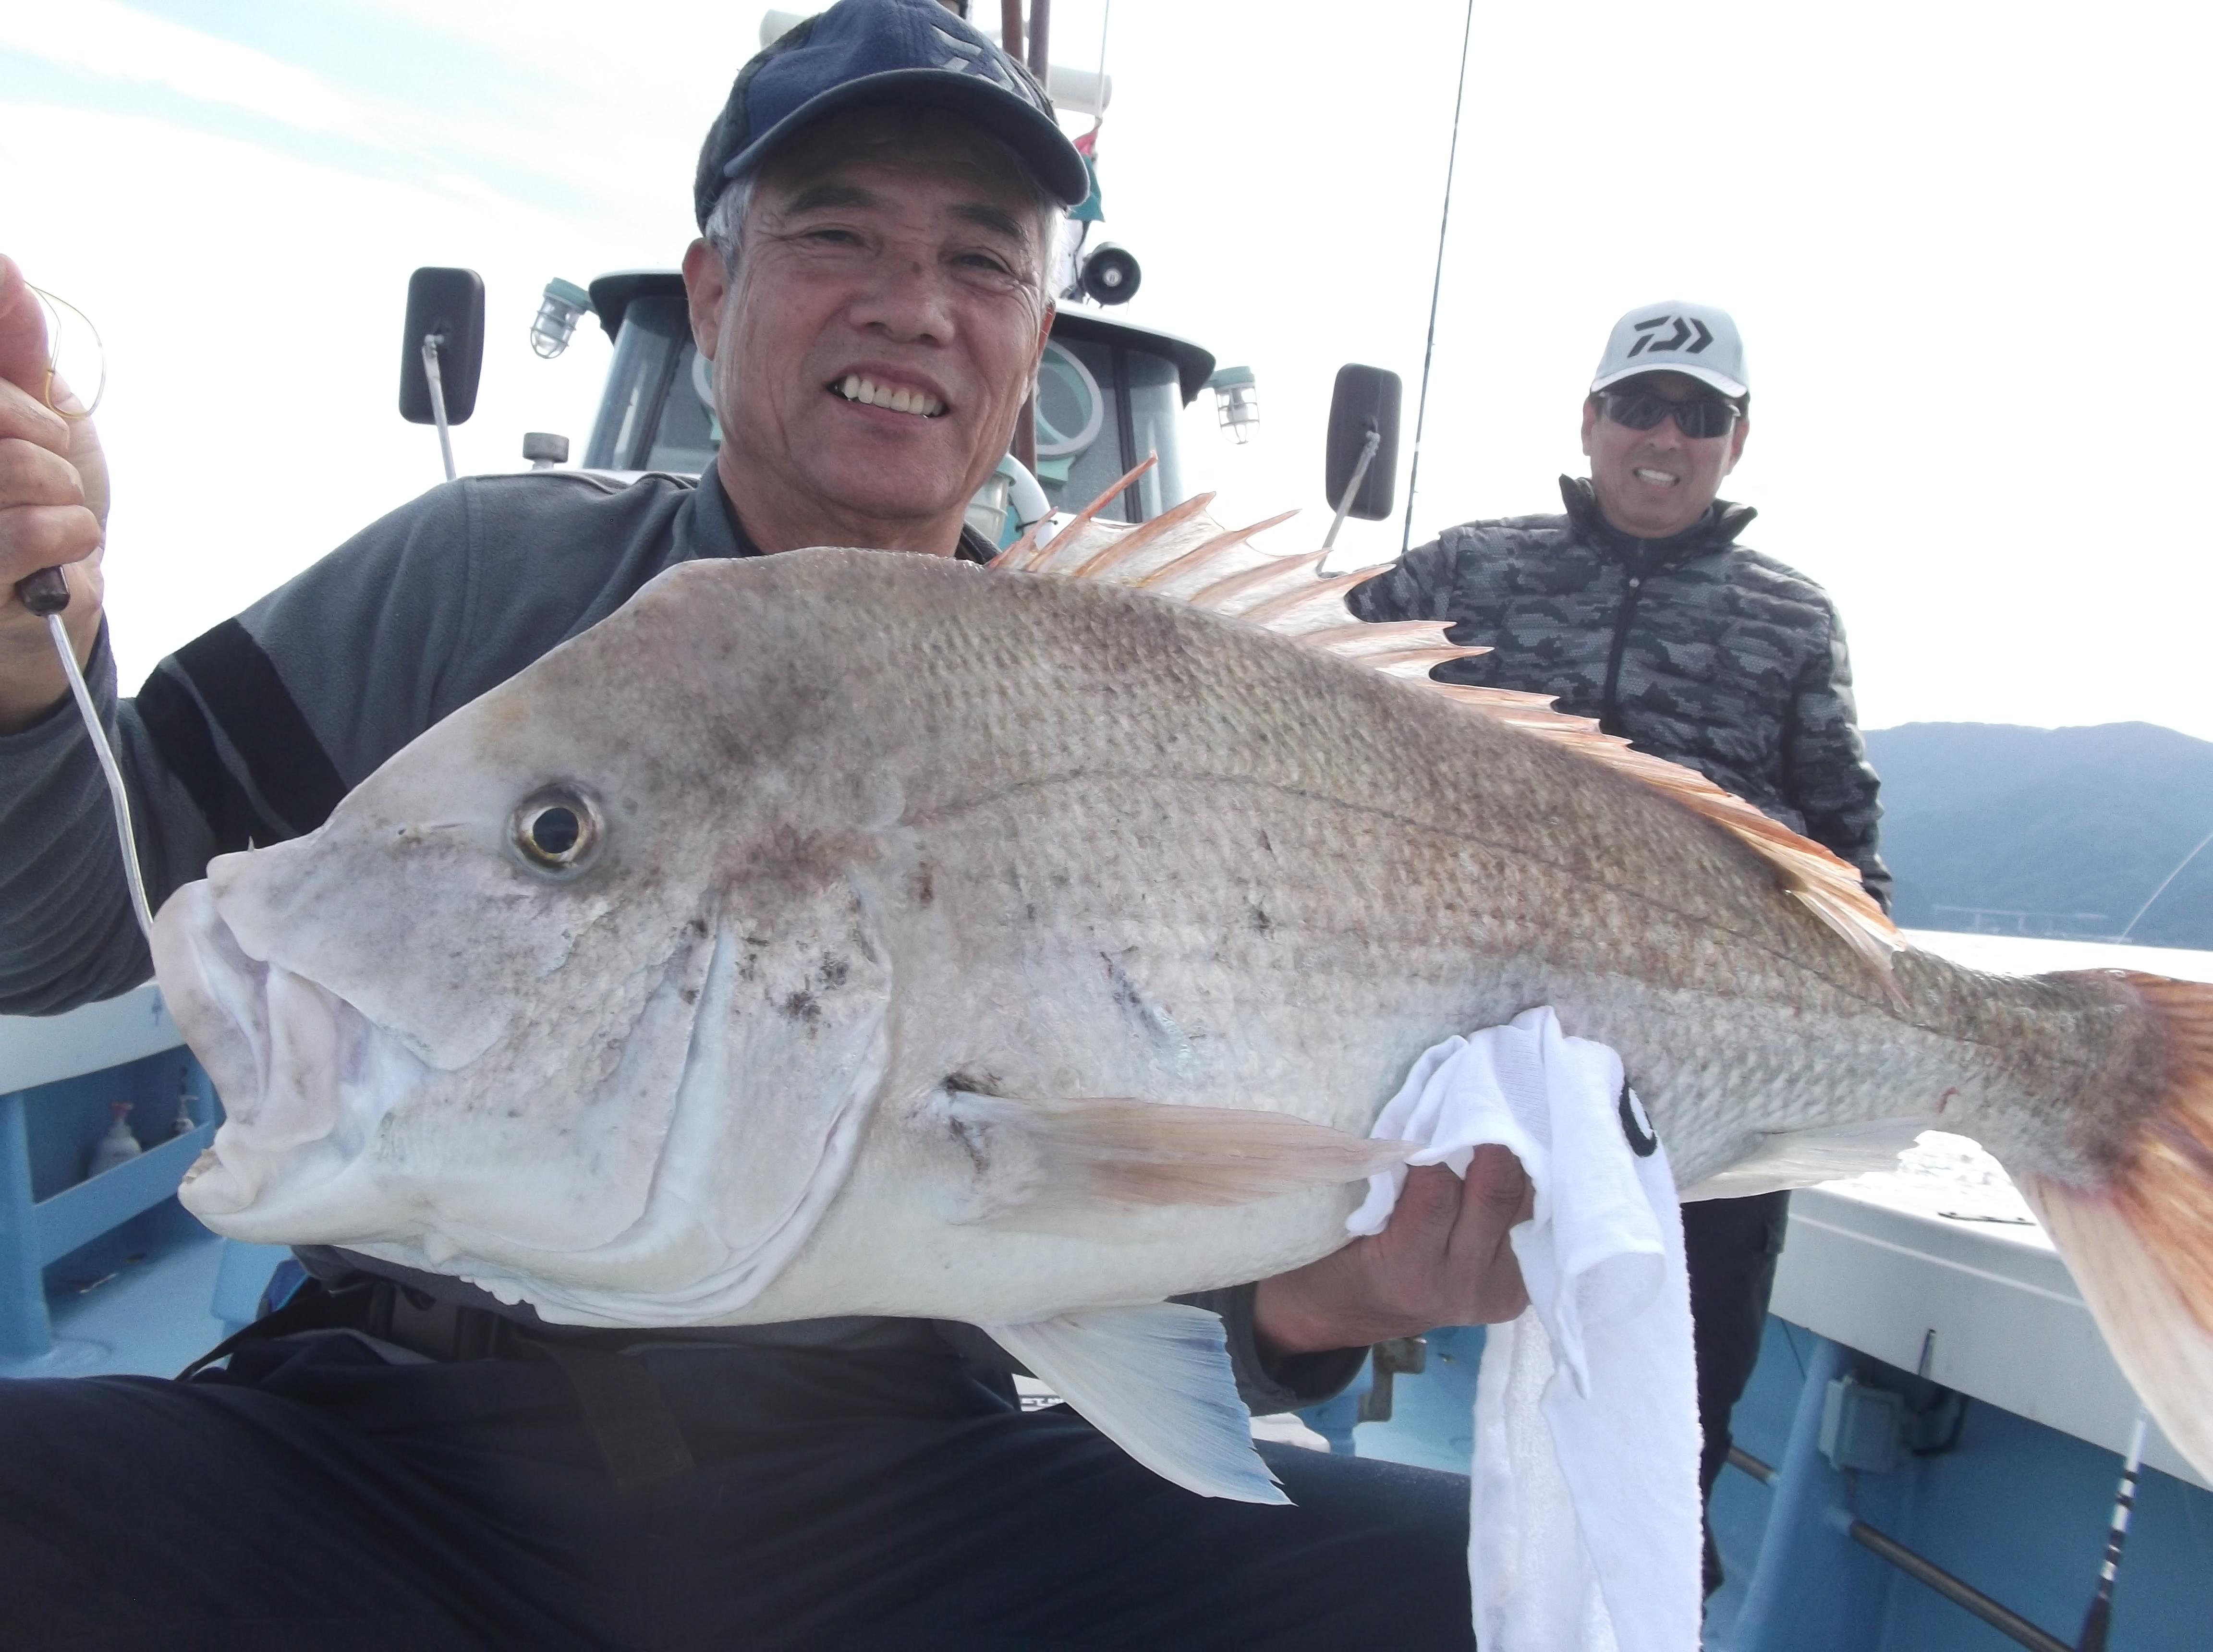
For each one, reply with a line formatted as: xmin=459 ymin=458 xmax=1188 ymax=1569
xmin=583 ymin=298 xmax=717 ymax=476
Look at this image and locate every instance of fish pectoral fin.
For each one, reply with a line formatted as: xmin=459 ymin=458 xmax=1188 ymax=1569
xmin=945 ymin=1091 xmax=1413 ymax=1208
xmin=982 ymin=1303 xmax=1290 ymax=1504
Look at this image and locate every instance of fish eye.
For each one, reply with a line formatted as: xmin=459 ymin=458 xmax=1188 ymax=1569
xmin=510 ymin=788 xmax=602 ymax=875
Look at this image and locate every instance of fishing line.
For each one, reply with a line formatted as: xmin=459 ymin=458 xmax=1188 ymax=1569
xmin=2117 ymin=824 xmax=2213 ymax=941
xmin=1399 ymin=0 xmax=1476 ymax=555
xmin=45 ymin=607 xmax=154 ymax=944
xmin=29 ymin=285 xmax=106 ymax=419
xmin=11 ymin=289 xmax=151 ymax=944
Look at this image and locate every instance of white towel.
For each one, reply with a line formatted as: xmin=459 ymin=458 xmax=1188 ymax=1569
xmin=1346 ymin=1007 xmax=1701 ymax=1652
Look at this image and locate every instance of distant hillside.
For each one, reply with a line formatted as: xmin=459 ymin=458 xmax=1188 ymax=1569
xmin=1862 ymin=722 xmax=2213 ymax=950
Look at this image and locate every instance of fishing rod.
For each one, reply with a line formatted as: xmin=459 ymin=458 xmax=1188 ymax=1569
xmin=2074 ymin=1409 xmax=2148 ymax=1652
xmin=1399 ymin=0 xmax=1477 ymax=555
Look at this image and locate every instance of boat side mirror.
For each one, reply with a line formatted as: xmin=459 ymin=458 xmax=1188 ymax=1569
xmin=399 ymin=267 xmax=486 ymax=425
xmin=1324 ymin=364 xmax=1402 ymax=522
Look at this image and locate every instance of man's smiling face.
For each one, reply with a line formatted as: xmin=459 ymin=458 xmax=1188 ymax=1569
xmin=684 ymin=106 xmax=1056 ymax=555
xmin=1580 ymin=370 xmax=1750 ymax=540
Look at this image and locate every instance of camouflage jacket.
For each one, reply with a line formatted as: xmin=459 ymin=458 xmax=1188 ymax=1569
xmin=1347 ymin=475 xmax=1891 ymax=908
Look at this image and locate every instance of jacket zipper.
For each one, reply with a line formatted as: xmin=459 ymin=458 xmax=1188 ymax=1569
xmin=1599 ymin=562 xmax=1648 ymax=736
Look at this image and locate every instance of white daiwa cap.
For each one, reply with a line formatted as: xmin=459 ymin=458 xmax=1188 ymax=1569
xmin=1590 ymin=301 xmax=1748 ymax=399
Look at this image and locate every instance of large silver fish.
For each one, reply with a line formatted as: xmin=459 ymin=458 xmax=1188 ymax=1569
xmin=150 ymin=497 xmax=2213 ymax=1500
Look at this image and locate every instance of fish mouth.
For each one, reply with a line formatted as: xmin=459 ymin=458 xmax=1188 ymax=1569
xmin=152 ymin=881 xmax=416 ymax=1228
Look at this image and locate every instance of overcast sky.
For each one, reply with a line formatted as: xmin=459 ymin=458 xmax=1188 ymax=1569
xmin=5 ymin=0 xmax=2209 ymax=740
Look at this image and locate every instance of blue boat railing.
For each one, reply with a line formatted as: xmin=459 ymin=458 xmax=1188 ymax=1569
xmin=0 ymin=984 xmax=227 ymax=1362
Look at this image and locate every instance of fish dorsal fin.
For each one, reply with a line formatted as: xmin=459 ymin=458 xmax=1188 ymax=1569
xmin=997 ymin=462 xmax=1492 ymax=682
xmin=1469 ymin=704 xmax=1904 ymax=975
xmin=999 ymin=470 xmax=1902 ymax=977
xmin=981 ymin=1303 xmax=1290 ymax=1503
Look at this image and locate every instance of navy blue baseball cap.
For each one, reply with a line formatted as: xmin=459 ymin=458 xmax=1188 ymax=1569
xmin=693 ymin=0 xmax=1089 ymax=229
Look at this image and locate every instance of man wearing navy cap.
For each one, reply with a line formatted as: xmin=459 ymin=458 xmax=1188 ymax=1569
xmin=1350 ymin=300 xmax=1890 ymax=1594
xmin=0 ymin=2 xmax=1507 ymax=1644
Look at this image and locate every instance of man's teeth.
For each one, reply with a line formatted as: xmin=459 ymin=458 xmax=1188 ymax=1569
xmin=1633 ymin=467 xmax=1679 ymax=485
xmin=838 ymin=374 xmax=945 ymax=417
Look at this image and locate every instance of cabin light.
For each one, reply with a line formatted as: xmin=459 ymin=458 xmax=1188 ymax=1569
xmin=1208 ymin=366 xmax=1259 ymax=444
xmin=530 ymin=279 xmax=592 ymax=360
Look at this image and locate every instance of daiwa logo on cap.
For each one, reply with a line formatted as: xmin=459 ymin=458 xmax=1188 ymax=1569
xmin=929 ymin=23 xmax=1034 ymax=102
xmin=1627 ymin=313 xmax=1715 ymax=358
xmin=1591 ymin=300 xmax=1749 ymax=399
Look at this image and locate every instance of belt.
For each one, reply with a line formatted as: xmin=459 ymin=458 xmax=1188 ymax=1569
xmin=179 ymin=1278 xmax=697 ymax=1490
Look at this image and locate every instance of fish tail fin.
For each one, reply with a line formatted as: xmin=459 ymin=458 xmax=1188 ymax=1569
xmin=2019 ymin=970 xmax=2213 ymax=1480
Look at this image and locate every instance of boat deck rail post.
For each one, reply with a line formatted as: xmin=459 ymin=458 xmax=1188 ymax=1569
xmin=1730 ymin=1333 xmax=1865 ymax=1650
xmin=0 ymin=1090 xmax=50 ymax=1357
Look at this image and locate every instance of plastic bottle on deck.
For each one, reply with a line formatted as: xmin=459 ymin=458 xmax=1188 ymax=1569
xmin=88 ymin=1102 xmax=143 ymax=1177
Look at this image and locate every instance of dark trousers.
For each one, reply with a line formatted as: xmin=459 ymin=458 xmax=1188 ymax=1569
xmin=1683 ymin=1189 xmax=1790 ymax=1593
xmin=0 ymin=1324 xmax=1472 ymax=1651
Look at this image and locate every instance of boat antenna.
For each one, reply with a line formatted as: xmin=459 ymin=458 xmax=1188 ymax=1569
xmin=2116 ymin=823 xmax=2213 ymax=941
xmin=1399 ymin=0 xmax=1477 ymax=555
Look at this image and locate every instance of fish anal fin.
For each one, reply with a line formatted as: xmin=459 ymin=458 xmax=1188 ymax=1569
xmin=1680 ymin=1117 xmax=1930 ymax=1201
xmin=2023 ymin=1172 xmax=2213 ymax=1482
xmin=982 ymin=1304 xmax=1290 ymax=1503
xmin=944 ymin=1090 xmax=1413 ymax=1209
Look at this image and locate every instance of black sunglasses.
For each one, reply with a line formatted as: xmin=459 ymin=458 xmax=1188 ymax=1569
xmin=1598 ymin=389 xmax=1742 ymax=440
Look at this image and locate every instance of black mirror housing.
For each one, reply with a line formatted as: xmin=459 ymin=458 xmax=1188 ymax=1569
xmin=399 ymin=267 xmax=486 ymax=425
xmin=1324 ymin=364 xmax=1402 ymax=521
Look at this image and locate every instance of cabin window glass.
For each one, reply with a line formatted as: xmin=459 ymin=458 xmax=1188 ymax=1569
xmin=582 ymin=298 xmax=717 ymax=476
xmin=645 ymin=343 xmax=718 ymax=476
xmin=1122 ymin=349 xmax=1184 ymax=521
xmin=1034 ymin=338 xmax=1129 ymax=521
